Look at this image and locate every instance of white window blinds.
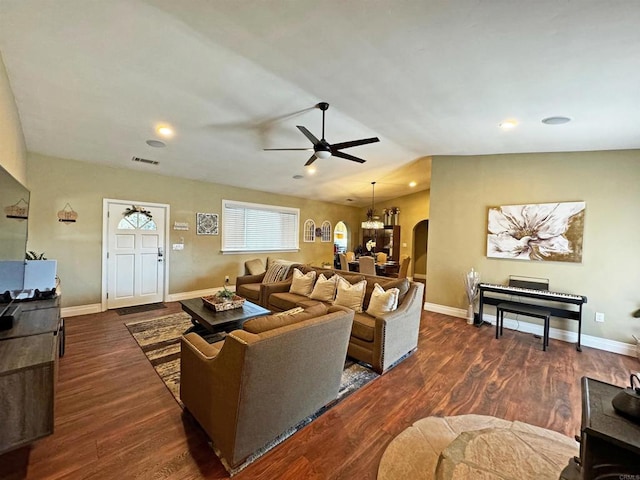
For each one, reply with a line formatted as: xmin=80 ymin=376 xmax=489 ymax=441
xmin=222 ymin=200 xmax=299 ymax=253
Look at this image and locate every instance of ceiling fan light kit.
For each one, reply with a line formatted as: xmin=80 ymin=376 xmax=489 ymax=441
xmin=265 ymin=102 xmax=380 ymax=166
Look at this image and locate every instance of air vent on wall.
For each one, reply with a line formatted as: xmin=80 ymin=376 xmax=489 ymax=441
xmin=131 ymin=156 xmax=159 ymax=165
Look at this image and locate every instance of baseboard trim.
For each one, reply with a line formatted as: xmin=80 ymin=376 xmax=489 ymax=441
xmin=166 ymin=286 xmax=232 ymax=303
xmin=63 ymin=286 xmax=234 ymax=317
xmin=424 ymin=302 xmax=637 ymax=358
xmin=61 ymin=303 xmax=102 ymax=318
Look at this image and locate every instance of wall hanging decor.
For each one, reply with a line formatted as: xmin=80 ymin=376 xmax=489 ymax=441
xmin=320 ymin=221 xmax=332 ymax=242
xmin=57 ymin=203 xmax=78 ymax=223
xmin=196 ymin=213 xmax=218 ymax=235
xmin=303 ymin=219 xmax=316 ymax=242
xmin=4 ymin=198 xmax=29 ymax=220
xmin=487 ymin=201 xmax=585 ymax=263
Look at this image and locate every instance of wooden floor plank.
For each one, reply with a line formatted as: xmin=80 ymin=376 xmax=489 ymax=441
xmin=0 ymin=305 xmax=637 ymax=479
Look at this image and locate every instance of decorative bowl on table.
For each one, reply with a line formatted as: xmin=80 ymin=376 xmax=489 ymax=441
xmin=202 ymin=294 xmax=245 ymax=312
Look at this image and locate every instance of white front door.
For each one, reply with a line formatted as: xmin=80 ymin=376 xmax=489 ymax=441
xmin=105 ymin=201 xmax=167 ymax=309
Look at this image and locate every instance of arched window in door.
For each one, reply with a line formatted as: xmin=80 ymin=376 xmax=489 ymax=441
xmin=334 ymin=221 xmax=348 ymax=253
xmin=118 ymin=212 xmax=157 ymax=231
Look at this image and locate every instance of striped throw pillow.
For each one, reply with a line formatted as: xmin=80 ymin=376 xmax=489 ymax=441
xmin=262 ymin=262 xmax=290 ymax=284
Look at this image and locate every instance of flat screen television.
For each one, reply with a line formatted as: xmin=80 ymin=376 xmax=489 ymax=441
xmin=0 ymin=163 xmax=29 ymax=318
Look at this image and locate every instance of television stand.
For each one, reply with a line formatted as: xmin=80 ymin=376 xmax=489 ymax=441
xmin=0 ymin=296 xmax=63 ymax=454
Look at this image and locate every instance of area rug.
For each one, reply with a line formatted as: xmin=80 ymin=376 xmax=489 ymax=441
xmin=126 ymin=312 xmax=379 ymax=475
xmin=376 ymin=414 xmax=578 ymax=480
xmin=116 ymin=302 xmax=166 ymax=316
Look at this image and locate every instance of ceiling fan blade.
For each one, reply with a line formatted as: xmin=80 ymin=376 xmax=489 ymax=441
xmin=304 ymin=154 xmax=317 ymax=166
xmin=297 ymin=126 xmax=320 ymax=145
xmin=333 ymin=151 xmax=366 ymax=164
xmin=330 ymin=137 xmax=380 ymax=151
xmin=264 ymin=148 xmax=314 ymax=151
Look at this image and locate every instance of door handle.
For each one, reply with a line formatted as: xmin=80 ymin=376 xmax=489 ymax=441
xmin=158 ymin=247 xmax=164 ymax=262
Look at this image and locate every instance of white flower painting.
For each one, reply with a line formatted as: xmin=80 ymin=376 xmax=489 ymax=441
xmin=487 ymin=201 xmax=585 ymax=262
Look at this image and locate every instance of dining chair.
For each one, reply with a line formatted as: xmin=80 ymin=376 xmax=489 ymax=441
xmin=358 ymin=256 xmax=376 ymax=275
xmin=376 ymin=252 xmax=388 ymax=264
xmin=338 ymin=253 xmax=349 ymax=271
xmin=389 ymin=256 xmax=411 ymax=279
xmin=345 ymin=251 xmax=356 ymax=263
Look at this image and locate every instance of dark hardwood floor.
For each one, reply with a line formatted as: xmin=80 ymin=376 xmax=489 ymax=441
xmin=0 ymin=303 xmax=636 ymax=479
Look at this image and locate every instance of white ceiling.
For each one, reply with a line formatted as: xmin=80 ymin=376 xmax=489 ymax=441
xmin=1 ymin=1 xmax=639 ymax=206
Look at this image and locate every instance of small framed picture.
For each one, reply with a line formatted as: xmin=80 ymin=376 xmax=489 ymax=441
xmin=196 ymin=213 xmax=218 ymax=235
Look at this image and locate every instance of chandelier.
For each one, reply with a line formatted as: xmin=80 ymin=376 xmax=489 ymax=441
xmin=361 ymin=181 xmax=385 ymax=229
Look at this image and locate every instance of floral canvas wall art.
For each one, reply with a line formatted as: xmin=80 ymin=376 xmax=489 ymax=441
xmin=487 ymin=201 xmax=585 ymax=262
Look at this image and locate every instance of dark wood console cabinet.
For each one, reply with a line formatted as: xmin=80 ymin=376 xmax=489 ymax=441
xmin=0 ymin=297 xmax=63 ymax=454
xmin=561 ymin=376 xmax=640 ymax=479
xmin=362 ymin=225 xmax=401 ymax=261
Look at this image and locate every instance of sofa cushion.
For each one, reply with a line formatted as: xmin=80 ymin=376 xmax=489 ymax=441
xmin=366 ymin=283 xmax=400 ymax=318
xmin=262 ymin=262 xmax=291 ymax=284
xmin=245 ymin=258 xmax=266 ymax=275
xmin=289 ymin=268 xmax=316 ymax=296
xmin=236 ymin=282 xmax=261 ymax=302
xmin=243 ymin=302 xmax=329 ymax=334
xmin=333 ymin=277 xmax=367 ymax=313
xmin=351 ymin=312 xmax=376 ymax=342
xmin=269 ymin=292 xmax=309 ymax=312
xmin=309 ymin=273 xmax=338 ymax=302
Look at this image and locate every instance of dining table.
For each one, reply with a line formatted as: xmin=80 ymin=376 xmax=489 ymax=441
xmin=348 ymin=260 xmax=398 ymax=277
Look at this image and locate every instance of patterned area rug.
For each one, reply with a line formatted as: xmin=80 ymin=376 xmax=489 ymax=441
xmin=125 ymin=312 xmax=380 ymax=475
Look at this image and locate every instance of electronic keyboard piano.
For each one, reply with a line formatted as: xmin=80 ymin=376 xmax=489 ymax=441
xmin=478 ymin=283 xmax=587 ymax=351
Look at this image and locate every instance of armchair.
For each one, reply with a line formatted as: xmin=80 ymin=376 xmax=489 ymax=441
xmin=180 ymin=307 xmax=354 ymax=469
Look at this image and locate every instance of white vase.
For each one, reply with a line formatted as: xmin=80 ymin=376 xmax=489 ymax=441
xmin=467 ymin=304 xmax=474 ymax=325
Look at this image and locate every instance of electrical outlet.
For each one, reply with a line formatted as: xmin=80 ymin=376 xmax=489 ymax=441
xmin=595 ymin=312 xmax=605 ymax=323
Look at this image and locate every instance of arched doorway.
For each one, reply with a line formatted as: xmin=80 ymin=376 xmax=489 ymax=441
xmin=412 ymin=220 xmax=428 ymax=281
xmin=334 ymin=221 xmax=348 ymax=253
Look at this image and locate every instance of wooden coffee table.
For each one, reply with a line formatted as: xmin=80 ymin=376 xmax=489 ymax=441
xmin=180 ymin=297 xmax=270 ymax=334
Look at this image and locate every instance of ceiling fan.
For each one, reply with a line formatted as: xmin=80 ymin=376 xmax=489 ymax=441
xmin=264 ymin=102 xmax=380 ymax=166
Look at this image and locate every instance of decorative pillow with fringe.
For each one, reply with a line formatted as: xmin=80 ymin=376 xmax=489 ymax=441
xmin=366 ymin=283 xmax=400 ymax=318
xmin=289 ymin=268 xmax=317 ymax=296
xmin=309 ymin=273 xmax=338 ymax=302
xmin=334 ymin=277 xmax=367 ymax=313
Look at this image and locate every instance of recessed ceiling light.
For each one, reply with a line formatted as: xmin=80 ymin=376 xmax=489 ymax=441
xmin=146 ymin=139 xmax=166 ymax=148
xmin=409 ymin=181 xmax=417 ymax=188
xmin=346 ymin=198 xmax=354 ymax=202
xmin=499 ymin=120 xmax=518 ymax=130
xmin=157 ymin=126 xmax=174 ymax=137
xmin=292 ymin=174 xmax=303 ymax=180
xmin=542 ymin=116 xmax=571 ymax=125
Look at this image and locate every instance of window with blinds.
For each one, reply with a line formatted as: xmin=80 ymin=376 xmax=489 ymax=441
xmin=222 ymin=200 xmax=300 ymax=253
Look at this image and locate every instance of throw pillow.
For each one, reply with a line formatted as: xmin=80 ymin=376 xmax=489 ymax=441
xmin=245 ymin=258 xmax=265 ymax=275
xmin=289 ymin=268 xmax=317 ymax=296
xmin=309 ymin=273 xmax=338 ymax=302
xmin=382 ymin=277 xmax=410 ymax=304
xmin=333 ymin=277 xmax=367 ymax=313
xmin=274 ymin=307 xmax=304 ymax=317
xmin=262 ymin=262 xmax=290 ymax=284
xmin=366 ymin=283 xmax=400 ymax=318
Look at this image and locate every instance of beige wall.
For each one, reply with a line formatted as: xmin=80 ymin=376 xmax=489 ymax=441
xmin=26 ymin=153 xmax=362 ymax=308
xmin=359 ymin=188 xmax=430 ymax=277
xmin=426 ymin=150 xmax=640 ymax=343
xmin=0 ymin=52 xmax=27 ymax=184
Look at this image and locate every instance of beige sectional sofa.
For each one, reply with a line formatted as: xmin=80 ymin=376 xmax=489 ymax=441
xmin=235 ymin=264 xmax=425 ymax=373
